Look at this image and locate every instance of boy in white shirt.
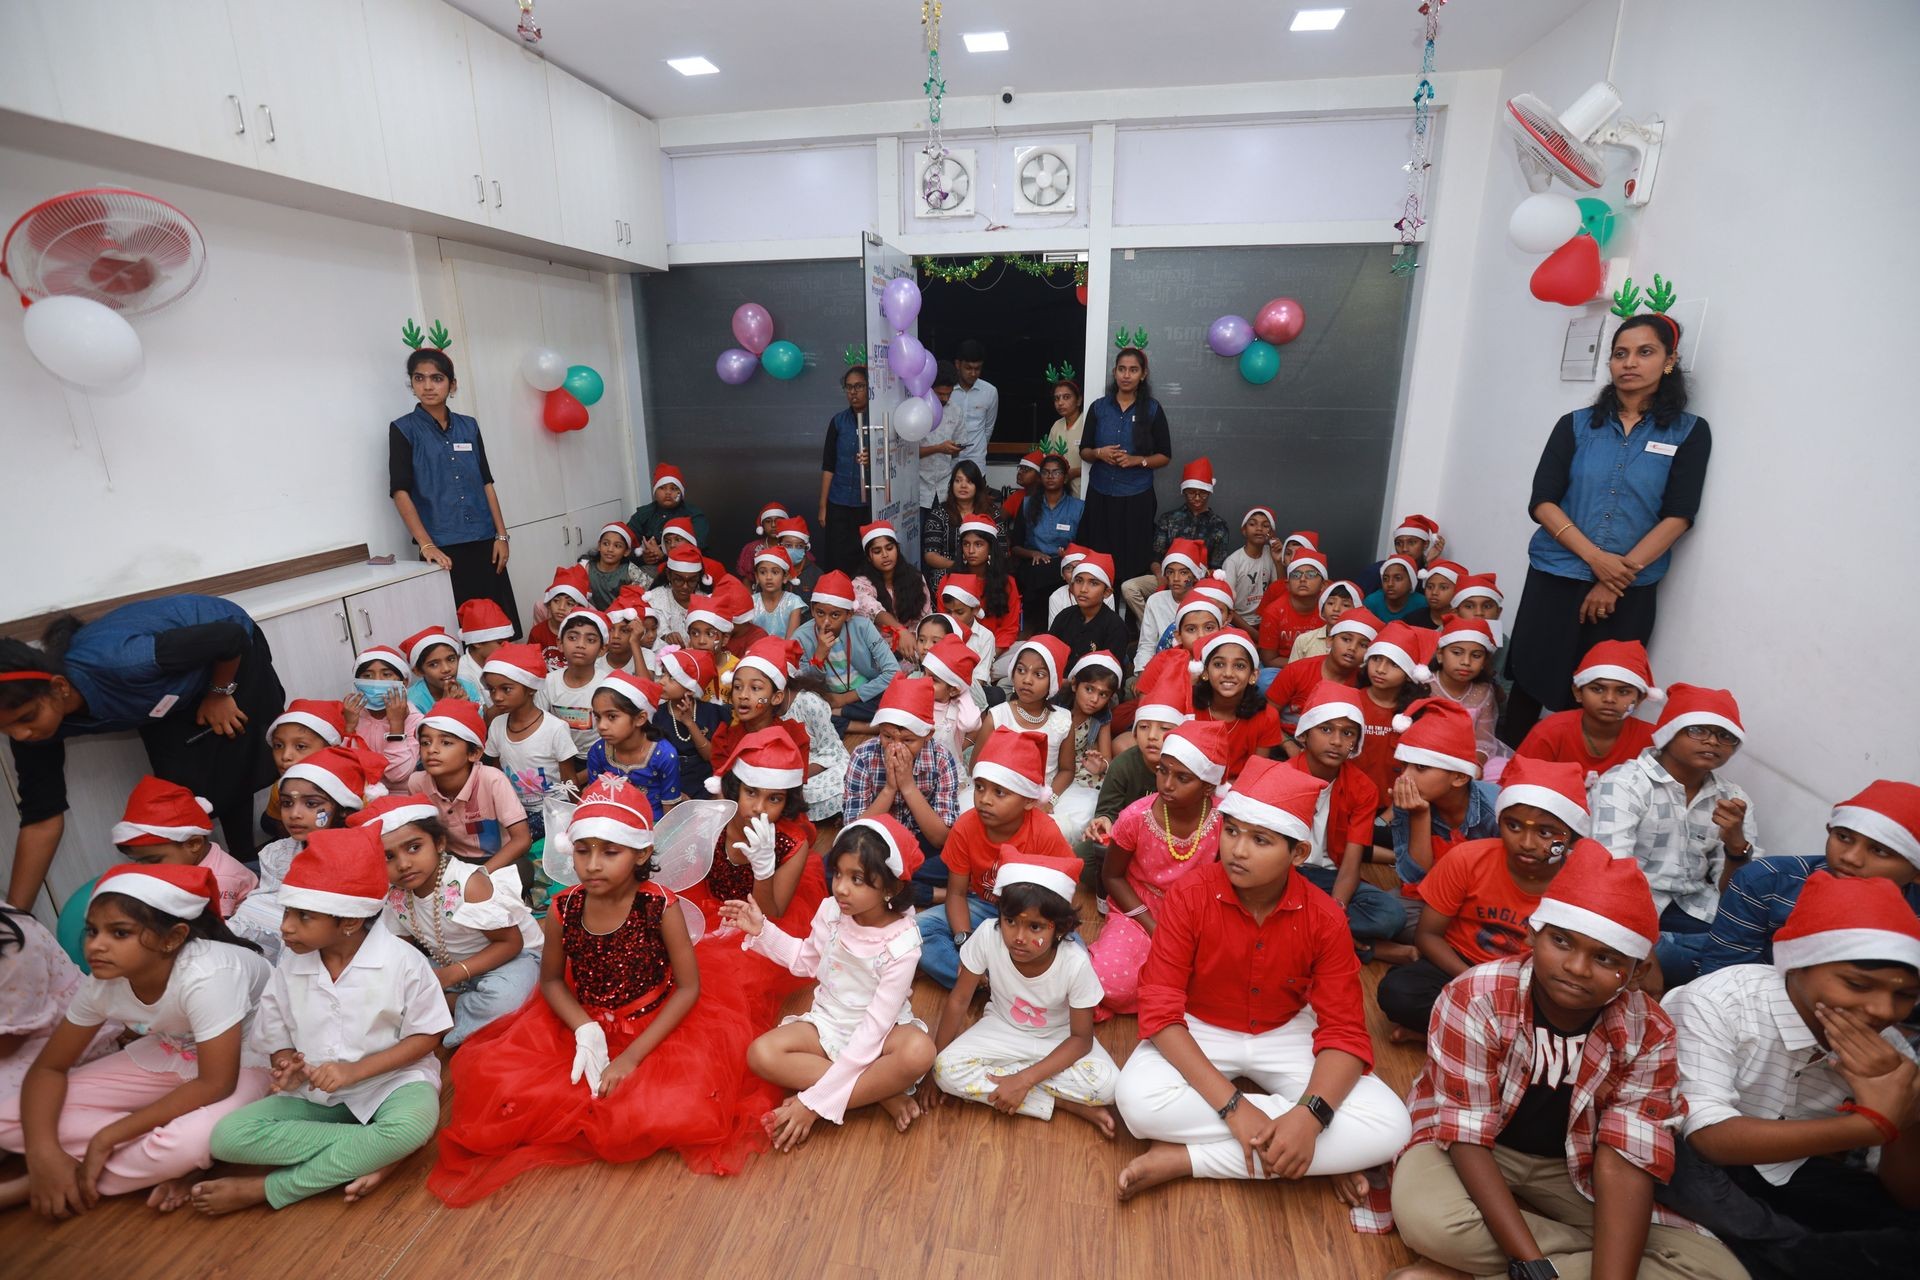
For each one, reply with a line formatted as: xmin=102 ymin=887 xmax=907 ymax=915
xmin=479 ymin=644 xmax=582 ymax=843
xmin=1219 ymin=506 xmax=1279 ymax=631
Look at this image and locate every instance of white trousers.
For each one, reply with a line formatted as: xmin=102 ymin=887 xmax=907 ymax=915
xmin=1115 ymin=1013 xmax=1412 ymax=1180
xmin=933 ymin=1013 xmax=1118 ymax=1120
xmin=1052 ymin=782 xmax=1100 ymax=845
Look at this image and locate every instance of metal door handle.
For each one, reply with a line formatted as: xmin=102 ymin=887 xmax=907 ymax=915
xmin=622 ymin=221 xmax=631 ymax=243
xmin=562 ymin=525 xmax=571 ymax=546
xmin=492 ymin=180 xmax=503 ymax=208
xmin=337 ymin=612 xmax=350 ymax=644
xmin=614 ymin=217 xmax=621 ymax=243
xmin=574 ymin=525 xmax=583 ymax=544
xmin=474 ymin=173 xmax=485 ymax=204
xmin=260 ymin=103 xmax=276 ymax=143
xmin=359 ymin=608 xmax=372 ymax=634
xmin=228 ymin=94 xmax=246 ymax=135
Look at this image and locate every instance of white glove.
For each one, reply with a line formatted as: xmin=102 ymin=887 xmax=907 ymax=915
xmin=732 ymin=811 xmax=779 ymax=881
xmin=570 ymin=1021 xmax=609 ymax=1095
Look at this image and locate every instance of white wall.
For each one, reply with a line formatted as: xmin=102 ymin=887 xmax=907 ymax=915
xmin=1112 ymin=117 xmax=1415 ymax=227
xmin=1423 ymin=0 xmax=1920 ymax=846
xmin=0 ymin=144 xmax=419 ymax=617
xmin=667 ymin=144 xmax=877 ymax=245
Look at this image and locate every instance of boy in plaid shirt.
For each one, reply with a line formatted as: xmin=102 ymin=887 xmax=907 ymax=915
xmin=841 ymin=678 xmax=960 ymax=908
xmin=1358 ymin=842 xmax=1742 ymax=1279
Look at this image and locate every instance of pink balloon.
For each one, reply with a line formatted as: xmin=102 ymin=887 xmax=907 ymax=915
xmin=1254 ymin=297 xmax=1306 ymax=345
xmin=731 ymin=303 xmax=773 ymax=355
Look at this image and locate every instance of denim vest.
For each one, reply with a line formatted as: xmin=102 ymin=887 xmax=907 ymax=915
xmin=1085 ymin=396 xmax=1160 ymax=497
xmin=1528 ymin=406 xmax=1699 ymax=586
xmin=827 ymin=408 xmax=867 ymax=506
xmin=393 ymin=406 xmax=494 ymax=546
xmin=62 ymin=595 xmax=256 ymax=732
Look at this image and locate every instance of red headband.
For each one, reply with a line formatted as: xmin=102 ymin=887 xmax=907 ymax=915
xmin=0 ymin=671 xmax=57 ymax=683
xmin=1642 ymin=313 xmax=1680 ymax=349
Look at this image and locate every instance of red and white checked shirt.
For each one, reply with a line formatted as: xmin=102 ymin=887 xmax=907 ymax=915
xmin=1351 ymin=955 xmax=1707 ymax=1236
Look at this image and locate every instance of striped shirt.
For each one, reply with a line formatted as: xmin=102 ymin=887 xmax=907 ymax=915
xmin=1589 ymin=748 xmax=1761 ymax=924
xmin=1696 ymin=855 xmax=1920 ymax=976
xmin=1662 ymin=963 xmax=1916 ymax=1185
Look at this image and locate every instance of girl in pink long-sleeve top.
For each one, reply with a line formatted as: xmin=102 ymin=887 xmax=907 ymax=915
xmin=724 ymin=816 xmax=935 ymax=1152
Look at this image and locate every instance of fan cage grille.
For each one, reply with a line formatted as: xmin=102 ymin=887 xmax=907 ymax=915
xmin=2 ymin=186 xmax=207 ymax=315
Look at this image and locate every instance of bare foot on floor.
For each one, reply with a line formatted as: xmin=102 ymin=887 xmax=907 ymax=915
xmin=1056 ymin=1099 xmax=1116 ymax=1138
xmin=1117 ymin=1141 xmax=1191 ymax=1201
xmin=343 ymin=1160 xmax=402 ymax=1203
xmin=189 ymin=1175 xmax=270 ymax=1216
xmin=0 ymin=1174 xmax=27 ymax=1211
xmin=1370 ymin=941 xmax=1420 ymax=966
xmin=146 ymin=1176 xmax=197 ymax=1212
xmin=877 ymin=1092 xmax=922 ymax=1133
xmin=1387 ymin=1025 xmax=1425 ymax=1044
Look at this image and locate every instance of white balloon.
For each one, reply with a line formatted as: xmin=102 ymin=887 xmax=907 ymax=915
xmin=23 ymin=296 xmax=143 ymax=389
xmin=520 ymin=346 xmax=567 ymax=391
xmin=1508 ymin=193 xmax=1583 ymax=254
xmin=891 ymin=395 xmax=934 ymax=442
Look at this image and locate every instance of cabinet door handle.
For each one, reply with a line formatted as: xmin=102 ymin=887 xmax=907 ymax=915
xmin=228 ymin=94 xmax=247 ymax=135
xmin=359 ymin=608 xmax=373 ymax=634
xmin=574 ymin=525 xmax=583 ymax=545
xmin=337 ymin=612 xmax=350 ymax=644
xmin=562 ymin=525 xmax=570 ymax=546
xmin=614 ymin=217 xmax=621 ymax=244
xmin=474 ymin=173 xmax=485 ymax=204
xmin=622 ymin=221 xmax=631 ymax=243
xmin=492 ymin=179 xmax=503 ymax=208
xmin=260 ymin=103 xmax=276 ymax=143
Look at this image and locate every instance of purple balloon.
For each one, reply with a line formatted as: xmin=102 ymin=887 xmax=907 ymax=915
xmin=887 ymin=332 xmax=927 ymax=379
xmin=918 ymin=347 xmax=938 ymax=381
xmin=903 ymin=363 xmax=934 ymax=397
xmin=731 ymin=303 xmax=773 ymax=355
xmin=1207 ymin=314 xmax=1255 ymax=357
xmin=881 ymin=276 xmax=922 ymax=331
xmin=921 ymin=387 xmax=944 ymax=429
xmin=715 ymin=347 xmax=758 ymax=385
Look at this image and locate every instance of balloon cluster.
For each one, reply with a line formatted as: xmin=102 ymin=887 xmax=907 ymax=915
xmin=716 ymin=304 xmax=804 ymax=385
xmin=1510 ymin=193 xmax=1616 ymax=307
xmin=521 ymin=348 xmax=606 ymax=433
xmin=877 ymin=276 xmax=944 ymax=443
xmin=1205 ymin=298 xmax=1306 ymax=385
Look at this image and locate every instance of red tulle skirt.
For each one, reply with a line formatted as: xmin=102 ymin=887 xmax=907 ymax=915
xmin=428 ymin=973 xmax=773 ymax=1205
xmin=683 ymin=846 xmax=830 ymax=1031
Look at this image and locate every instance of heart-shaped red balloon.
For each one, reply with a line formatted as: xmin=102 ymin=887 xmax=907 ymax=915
xmin=1530 ymin=234 xmax=1603 ymax=306
xmin=543 ymin=386 xmax=588 ymax=433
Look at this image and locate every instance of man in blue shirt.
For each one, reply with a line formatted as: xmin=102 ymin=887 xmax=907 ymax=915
xmin=945 ymin=339 xmax=999 ymax=479
xmin=817 ymin=365 xmax=873 ymax=574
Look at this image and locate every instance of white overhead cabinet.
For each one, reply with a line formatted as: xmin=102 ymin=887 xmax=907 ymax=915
xmin=363 ymin=0 xmax=489 ymax=220
xmin=466 ymin=23 xmax=563 ymax=244
xmin=224 ymin=0 xmax=391 ymax=199
xmin=547 ymin=65 xmax=619 ymax=257
xmin=609 ymin=104 xmax=668 ymax=269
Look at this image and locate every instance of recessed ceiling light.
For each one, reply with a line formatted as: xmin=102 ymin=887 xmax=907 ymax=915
xmin=962 ymin=31 xmax=1009 ymax=53
xmin=667 ymin=56 xmax=719 ymax=76
xmin=1290 ymin=8 xmax=1345 ymax=31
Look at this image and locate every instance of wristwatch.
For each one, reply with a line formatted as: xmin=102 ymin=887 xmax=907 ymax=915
xmin=1216 ymin=1089 xmax=1244 ymax=1120
xmin=1298 ymin=1093 xmax=1336 ymax=1129
xmin=952 ymin=931 xmax=971 ymax=947
xmin=208 ymin=681 xmax=239 ymax=697
xmin=1508 ymin=1259 xmax=1558 ymax=1280
xmin=495 ymin=533 xmax=510 ymax=541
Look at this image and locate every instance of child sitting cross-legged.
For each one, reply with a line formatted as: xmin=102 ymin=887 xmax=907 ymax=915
xmin=543 ymin=609 xmax=613 ymax=758
xmin=1513 ymin=640 xmax=1658 ymax=784
xmin=841 ymin=678 xmax=962 ymax=910
xmin=1389 ymin=698 xmax=1500 ymax=895
xmin=651 ymin=648 xmax=726 ymax=802
xmin=926 ymin=853 xmax=1119 ymax=1135
xmin=1372 ymin=844 xmax=1748 ymax=1280
xmin=584 ymin=671 xmax=678 ymax=821
xmin=1113 ymin=758 xmax=1413 ymax=1200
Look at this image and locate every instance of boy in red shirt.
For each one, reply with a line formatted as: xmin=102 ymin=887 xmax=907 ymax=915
xmin=1256 ymin=547 xmax=1330 ymax=667
xmin=1513 ymin=639 xmax=1659 ymax=781
xmin=1114 ymin=758 xmax=1412 ymax=1200
xmin=1267 ymin=607 xmax=1379 ymax=730
xmin=919 ymin=729 xmax=1073 ymax=988
xmin=1376 ymin=756 xmax=1591 ymax=1040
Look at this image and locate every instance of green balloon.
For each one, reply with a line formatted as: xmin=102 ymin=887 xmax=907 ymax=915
xmin=1238 ymin=339 xmax=1280 ymax=385
xmin=761 ymin=340 xmax=805 ymax=381
xmin=1577 ymin=197 xmax=1616 ymax=252
xmin=563 ymin=364 xmax=604 ymax=407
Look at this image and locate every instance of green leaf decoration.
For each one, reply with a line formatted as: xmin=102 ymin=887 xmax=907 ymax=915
xmin=1044 ymin=360 xmax=1077 ymax=383
xmin=1039 ymin=438 xmax=1070 ymax=457
xmin=1130 ymin=326 xmax=1150 ymax=349
xmin=843 ymin=344 xmax=868 ymax=367
xmin=1646 ymin=274 xmax=1677 ymax=314
xmin=1609 ymin=278 xmax=1643 ymax=319
xmin=401 ymin=318 xmax=425 ymax=350
xmin=1114 ymin=326 xmax=1131 ymax=350
xmin=426 ymin=320 xmax=451 ymax=350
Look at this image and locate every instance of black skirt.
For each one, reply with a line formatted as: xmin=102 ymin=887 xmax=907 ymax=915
xmin=1080 ymin=488 xmax=1159 ymax=585
xmin=442 ymin=539 xmax=522 ymax=638
xmin=1503 ymin=565 xmax=1660 ymax=714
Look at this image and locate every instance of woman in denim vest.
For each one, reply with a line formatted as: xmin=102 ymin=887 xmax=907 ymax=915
xmin=1498 ymin=315 xmax=1712 ymax=745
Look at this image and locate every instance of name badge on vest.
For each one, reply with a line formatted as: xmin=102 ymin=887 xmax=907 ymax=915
xmin=149 ymin=694 xmax=179 ymax=718
xmin=1643 ymin=441 xmax=1677 ymax=456
xmin=1056 ymin=522 xmax=1073 ymax=533
xmin=453 ymin=442 xmax=475 ymax=452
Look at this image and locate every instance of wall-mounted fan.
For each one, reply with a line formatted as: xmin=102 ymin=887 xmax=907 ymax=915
xmin=915 ymin=148 xmax=976 ymax=218
xmin=1505 ymin=81 xmax=1664 ymax=206
xmin=1013 ymin=146 xmax=1074 ymax=214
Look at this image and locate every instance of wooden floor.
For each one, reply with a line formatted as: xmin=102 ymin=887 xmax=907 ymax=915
xmin=0 ymin=874 xmax=1427 ymax=1279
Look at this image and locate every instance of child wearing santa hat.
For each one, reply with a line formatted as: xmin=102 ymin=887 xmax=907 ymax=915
xmin=1118 ymin=457 xmax=1231 ymax=622
xmin=1256 ymin=547 xmax=1331 ymax=669
xmin=0 ymin=864 xmax=273 ymax=1213
xmin=842 ymin=679 xmax=962 ymax=899
xmin=1363 ymin=553 xmax=1428 ymax=626
xmin=400 ymin=627 xmax=483 ymax=712
xmin=651 ymin=647 xmax=728 ymax=802
xmin=919 ymin=634 xmax=984 ymax=766
xmin=927 ymin=852 xmax=1118 ymax=1132
xmin=972 ymin=638 xmax=1075 ymax=791
xmin=1048 ymin=551 xmax=1131 ymax=682
xmin=543 ymin=609 xmax=613 ymax=757
xmin=1427 ymin=614 xmax=1506 ymax=778
xmin=1266 ymin=605 xmax=1376 ymax=729
xmin=735 ymin=502 xmax=790 ymax=585
xmin=1113 ymin=757 xmax=1412 ymax=1200
xmin=947 ymin=517 xmax=1020 ymax=669
xmin=577 ymin=520 xmax=647 ymax=610
xmin=1284 ymin=579 xmax=1361 ymax=664
xmin=681 ymin=591 xmax=743 ymax=703
xmin=1356 ymin=620 xmax=1438 ymax=806
xmin=642 ymin=546 xmax=704 ymax=648
xmin=791 ymin=571 xmax=902 ymax=733
xmin=1192 ymin=630 xmax=1285 ymax=780
xmin=719 ymin=636 xmax=849 ymax=824
xmin=1656 ymin=871 xmax=1920 ymax=1275
xmin=232 ymin=745 xmax=386 ymax=958
xmin=114 ymin=776 xmax=258 ymax=919
xmin=1512 ymin=638 xmax=1658 ymax=782
xmin=1389 ymin=698 xmax=1502 ymax=894
xmin=1377 ymin=756 xmax=1590 ymax=1040
xmin=1692 ymin=780 xmax=1920 ymax=983
xmin=939 ymin=574 xmax=999 ymax=683
xmin=528 ymin=566 xmax=591 ymax=670
xmin=1589 ymin=684 xmax=1760 ymax=952
xmin=749 ymin=542 xmax=807 ymax=639
xmin=1356 ymin=512 xmax=1443 ymax=598
xmin=1132 ymin=539 xmax=1209 ymax=674
xmin=454 ymin=598 xmax=516 ymax=687
xmin=350 ymin=644 xmax=420 ymax=755
xmin=191 ymin=826 xmax=452 ymax=1215
xmin=1372 ymin=845 xmax=1745 ymax=1280
xmin=684 ymin=726 xmax=825 ymax=937
xmin=1052 ymin=652 xmax=1123 ymax=843
xmin=727 ymin=817 xmax=938 ymax=1151
xmin=1043 ymin=546 xmax=1120 ymax=629
xmin=1220 ymin=507 xmax=1279 ymax=631
xmin=478 ymin=644 xmax=581 ymax=842
xmin=1409 ymin=558 xmax=1466 ymax=631
xmin=625 ymin=462 xmax=710 ymax=573
xmin=583 ymin=671 xmax=677 ymax=821
xmin=405 ymin=701 xmax=530 ymax=875
xmin=262 ymin=698 xmax=348 ymax=839
xmin=1075 ymin=663 xmax=1195 ymax=879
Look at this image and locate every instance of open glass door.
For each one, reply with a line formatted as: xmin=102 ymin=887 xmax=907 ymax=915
xmin=861 ymin=233 xmax=921 ymax=564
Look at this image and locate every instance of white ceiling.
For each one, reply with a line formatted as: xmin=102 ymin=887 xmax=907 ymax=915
xmin=447 ymin=0 xmax=1590 ymax=121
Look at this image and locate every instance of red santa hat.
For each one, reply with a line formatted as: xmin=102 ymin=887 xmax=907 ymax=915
xmin=1068 ymin=650 xmax=1124 ymax=686
xmin=707 ymin=724 xmax=809 ymax=795
xmin=810 ymin=571 xmax=858 ymax=611
xmin=1188 ymin=576 xmax=1235 ymax=614
xmin=1829 ymin=780 xmax=1920 ymax=872
xmin=939 ymin=573 xmax=984 ymax=610
xmin=663 ymin=547 xmax=704 ymax=576
xmin=1176 ymin=596 xmax=1224 ymax=627
xmin=1217 ymin=756 xmax=1326 ymax=844
xmin=420 ymin=698 xmax=486 ymax=749
xmin=597 ymin=521 xmax=637 ymax=552
xmin=1451 ymin=573 xmax=1504 ymax=607
xmin=845 ymin=814 xmax=925 ymax=884
xmin=1161 ymin=719 xmax=1232 ymax=787
xmin=353 ymin=643 xmax=409 ymax=676
xmin=957 ymin=515 xmax=999 ymax=544
xmin=1380 ymin=554 xmax=1421 ymax=584
xmin=1772 ymin=870 xmax=1920 ymax=974
xmin=1016 ymin=452 xmax=1044 ymax=475
xmin=1650 ymin=684 xmax=1744 ymax=750
xmin=591 ymin=669 xmax=662 ymax=717
xmin=268 ymin=699 xmax=346 ymax=746
xmin=1369 ymin=621 xmax=1436 ymax=683
xmin=1294 ymin=681 xmax=1368 ymax=738
xmin=710 ymin=578 xmax=757 ymax=626
xmin=1434 ymin=615 xmax=1499 ymax=653
xmin=860 ymin=520 xmax=899 ymax=549
xmin=972 ymin=728 xmax=1052 ymax=800
xmin=1180 ymin=457 xmax=1215 ymax=493
xmin=757 ymin=502 xmax=789 ymax=524
xmin=481 ymin=643 xmax=546 ymax=690
xmin=1392 ymin=698 xmax=1481 ymax=778
xmin=1160 ymin=539 xmax=1207 ymax=580
xmin=870 ymin=676 xmax=937 ymax=738
xmin=1319 ymin=579 xmax=1361 ymax=614
xmin=994 ymin=851 xmax=1083 ymax=904
xmin=773 ymin=516 xmax=811 ymax=546
xmin=282 ymin=744 xmax=380 ymax=810
xmin=1496 ymin=755 xmax=1593 ymax=837
xmin=1134 ymin=661 xmax=1195 ymax=726
xmin=1072 ymin=551 xmax=1116 ymax=592
xmin=112 ymin=776 xmax=215 ymax=846
xmin=1392 ymin=513 xmax=1440 ymax=545
xmin=1010 ymin=635 xmax=1073 ymax=696
xmin=661 ymin=516 xmax=700 ymax=550
xmin=1240 ymin=506 xmax=1277 ymax=530
xmin=567 ymin=775 xmax=655 ymax=849
xmin=652 ymin=462 xmax=686 ymax=496
xmin=278 ymin=826 xmax=390 ymax=917
xmin=1573 ymin=640 xmax=1661 ymax=704
xmin=607 ymin=585 xmax=649 ymax=625
xmin=1529 ymin=839 xmax=1659 ymax=961
xmin=1418 ymin=559 xmax=1467 ymax=588
xmin=457 ymin=598 xmax=515 ymax=643
xmin=347 ymin=793 xmax=441 ymax=835
xmin=559 ymin=608 xmax=610 ymax=644
xmin=735 ymin=636 xmax=800 ymax=691
xmin=92 ymin=862 xmax=218 ymax=920
xmin=1328 ymin=605 xmax=1383 ymax=643
xmin=686 ymin=594 xmax=735 ymax=634
xmin=543 ymin=565 xmax=592 ymax=607
xmin=1193 ymin=628 xmax=1259 ymax=681
xmin=753 ymin=546 xmax=792 ymax=573
xmin=657 ymin=645 xmax=717 ymax=696
xmin=1282 ymin=530 xmax=1320 ymax=555
xmin=402 ymin=626 xmax=462 ymax=669
xmin=1058 ymin=545 xmax=1089 ymax=572
xmin=921 ymin=635 xmax=980 ymax=690
xmin=1286 ymin=548 xmax=1329 ymax=579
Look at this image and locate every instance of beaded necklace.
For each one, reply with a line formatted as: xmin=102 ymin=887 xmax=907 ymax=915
xmin=1159 ymin=798 xmax=1211 ymax=862
xmin=411 ymin=851 xmax=456 ymax=965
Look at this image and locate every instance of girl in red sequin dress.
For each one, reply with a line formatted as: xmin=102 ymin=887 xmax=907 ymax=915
xmin=428 ymin=778 xmax=767 ymax=1205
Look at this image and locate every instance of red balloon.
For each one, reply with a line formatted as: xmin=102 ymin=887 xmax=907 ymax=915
xmin=1075 ymin=284 xmax=1088 ymax=306
xmin=1254 ymin=297 xmax=1305 ymax=345
xmin=1529 ymin=235 xmax=1604 ymax=306
xmin=542 ymin=386 xmax=588 ymax=433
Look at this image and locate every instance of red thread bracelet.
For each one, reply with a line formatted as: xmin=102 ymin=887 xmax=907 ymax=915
xmin=1839 ymin=1102 xmax=1899 ymax=1144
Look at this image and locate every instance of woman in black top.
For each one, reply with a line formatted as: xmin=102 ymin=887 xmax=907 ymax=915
xmin=919 ymin=460 xmax=1010 ymax=590
xmin=1077 ymin=347 xmax=1173 ymax=584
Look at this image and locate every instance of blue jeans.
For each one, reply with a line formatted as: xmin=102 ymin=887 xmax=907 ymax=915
xmin=1299 ymin=864 xmax=1409 ymax=959
xmin=917 ymin=893 xmax=999 ymax=988
xmin=444 ymin=949 xmax=541 ymax=1047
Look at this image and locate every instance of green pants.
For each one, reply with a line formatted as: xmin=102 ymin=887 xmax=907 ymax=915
xmin=209 ymin=1082 xmax=439 ymax=1209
